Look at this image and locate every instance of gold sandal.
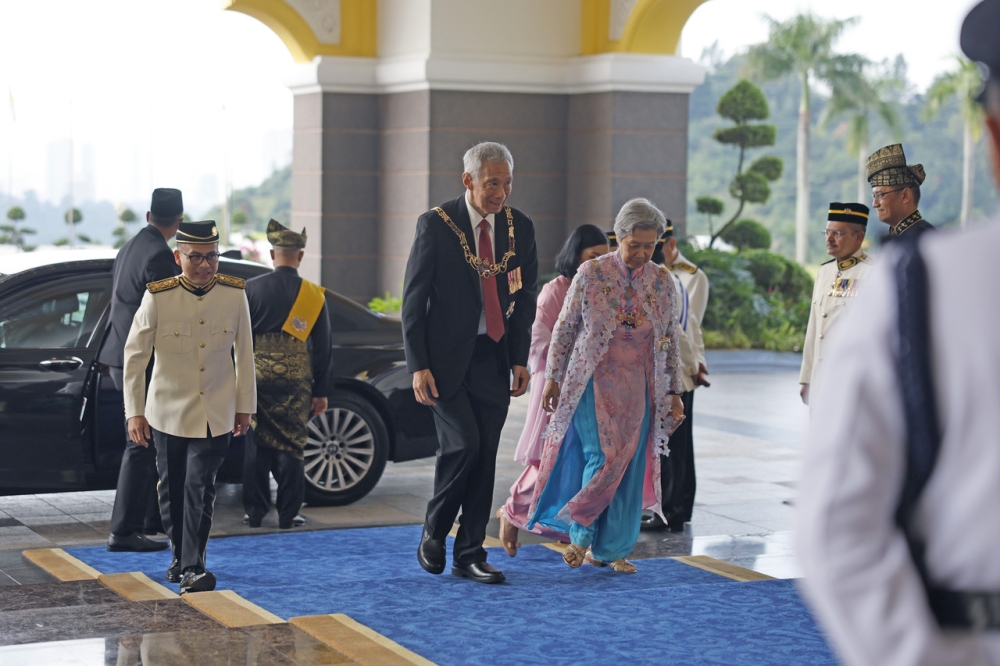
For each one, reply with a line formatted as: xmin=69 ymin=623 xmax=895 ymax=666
xmin=563 ymin=544 xmax=587 ymax=568
xmin=584 ymin=548 xmax=607 ymax=567
xmin=610 ymin=559 xmax=637 ymax=574
xmin=496 ymin=508 xmax=518 ymax=557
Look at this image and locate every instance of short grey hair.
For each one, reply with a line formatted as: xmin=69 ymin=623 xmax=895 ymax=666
xmin=463 ymin=142 xmax=514 ymax=181
xmin=614 ymin=198 xmax=667 ymax=240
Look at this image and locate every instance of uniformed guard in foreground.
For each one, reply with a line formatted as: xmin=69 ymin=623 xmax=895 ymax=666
xmin=866 ymin=144 xmax=936 ymax=242
xmin=123 ymin=221 xmax=256 ymax=594
xmin=101 ymin=188 xmax=183 ymax=552
xmin=799 ymin=3 xmax=1000 ymax=659
xmin=799 ymin=203 xmax=873 ymax=404
xmin=242 ymin=220 xmax=332 ymax=529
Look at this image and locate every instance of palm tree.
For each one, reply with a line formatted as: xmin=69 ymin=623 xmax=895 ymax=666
xmin=745 ymin=13 xmax=865 ymax=264
xmin=822 ymin=60 xmax=904 ymax=203
xmin=924 ymin=56 xmax=984 ymax=228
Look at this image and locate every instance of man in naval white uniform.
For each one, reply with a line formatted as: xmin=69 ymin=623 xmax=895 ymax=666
xmin=797 ymin=3 xmax=1000 ymax=662
xmin=799 ymin=202 xmax=873 ymax=405
xmin=124 ymin=220 xmax=256 ymax=595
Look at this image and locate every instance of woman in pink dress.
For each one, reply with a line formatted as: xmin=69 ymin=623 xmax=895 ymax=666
xmin=528 ymin=198 xmax=684 ymax=573
xmin=497 ymin=225 xmax=609 ymax=555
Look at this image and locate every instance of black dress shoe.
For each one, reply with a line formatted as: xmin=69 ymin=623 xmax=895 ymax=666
xmin=640 ymin=512 xmax=667 ymax=531
xmin=417 ymin=528 xmax=445 ymax=575
xmin=107 ymin=533 xmax=169 ymax=552
xmin=452 ymin=561 xmax=505 ymax=584
xmin=179 ymin=569 xmax=216 ymax=595
xmin=165 ymin=558 xmax=181 ymax=583
xmin=243 ymin=514 xmax=262 ymax=528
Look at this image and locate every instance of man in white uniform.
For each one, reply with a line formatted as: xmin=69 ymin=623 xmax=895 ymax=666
xmin=643 ymin=226 xmax=710 ymax=531
xmin=799 ymin=203 xmax=873 ymax=405
xmin=124 ymin=221 xmax=256 ymax=594
xmin=797 ymin=3 xmax=1000 ymax=662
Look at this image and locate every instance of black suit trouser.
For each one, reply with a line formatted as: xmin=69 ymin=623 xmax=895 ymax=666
xmin=426 ymin=335 xmax=511 ymax=566
xmin=153 ymin=428 xmax=230 ymax=572
xmin=660 ymin=390 xmax=696 ymax=524
xmin=242 ymin=427 xmax=305 ymax=527
xmin=108 ymin=366 xmax=162 ymax=537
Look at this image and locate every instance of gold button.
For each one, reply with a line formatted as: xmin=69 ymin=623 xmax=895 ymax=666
xmin=822 ymin=313 xmax=828 ymax=318
xmin=199 ymin=389 xmax=204 ymax=395
xmin=174 ymin=331 xmax=180 ymax=336
xmin=198 ymin=296 xmax=204 ymax=301
xmin=199 ymin=342 xmax=206 ymax=348
xmin=200 ymin=366 xmax=205 ymax=371
xmin=223 ymin=328 xmax=228 ymax=333
xmin=819 ymin=334 xmax=825 ymax=339
xmin=200 ymin=319 xmax=205 ymax=324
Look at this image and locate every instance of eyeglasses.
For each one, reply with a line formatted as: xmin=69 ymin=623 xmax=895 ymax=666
xmin=872 ymin=188 xmax=905 ymax=202
xmin=819 ymin=230 xmax=855 ymax=239
xmin=178 ymin=250 xmax=221 ymax=265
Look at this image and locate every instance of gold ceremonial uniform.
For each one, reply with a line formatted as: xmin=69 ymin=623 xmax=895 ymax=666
xmin=800 ymin=251 xmax=873 ymax=386
xmin=123 ymin=274 xmax=257 ymax=437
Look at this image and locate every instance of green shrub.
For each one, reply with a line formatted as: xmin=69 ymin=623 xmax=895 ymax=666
xmin=721 ymin=219 xmax=771 ymax=251
xmin=368 ymin=292 xmax=402 ymax=313
xmin=683 ymin=244 xmax=808 ymax=352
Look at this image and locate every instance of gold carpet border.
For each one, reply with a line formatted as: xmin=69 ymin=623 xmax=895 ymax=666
xmin=183 ymin=589 xmax=285 ymax=627
xmin=291 ymin=613 xmax=436 ymax=666
xmin=22 ymin=548 xmax=100 ymax=581
xmin=99 ymin=572 xmax=178 ymax=601
xmin=672 ymin=555 xmax=776 ymax=582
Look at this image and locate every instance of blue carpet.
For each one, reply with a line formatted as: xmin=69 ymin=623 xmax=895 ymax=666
xmin=67 ymin=525 xmax=835 ymax=665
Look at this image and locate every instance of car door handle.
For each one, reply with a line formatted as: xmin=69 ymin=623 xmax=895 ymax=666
xmin=39 ymin=357 xmax=84 ymax=371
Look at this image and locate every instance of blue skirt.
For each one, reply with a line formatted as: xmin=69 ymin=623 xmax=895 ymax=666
xmin=528 ymin=378 xmax=650 ymax=562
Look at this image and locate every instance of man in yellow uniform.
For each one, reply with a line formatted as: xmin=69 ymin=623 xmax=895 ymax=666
xmin=243 ymin=220 xmax=332 ymax=530
xmin=123 ymin=221 xmax=256 ymax=594
xmin=799 ymin=203 xmax=872 ymax=404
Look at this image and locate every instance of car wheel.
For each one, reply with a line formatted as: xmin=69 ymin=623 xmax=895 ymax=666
xmin=302 ymin=390 xmax=389 ymax=506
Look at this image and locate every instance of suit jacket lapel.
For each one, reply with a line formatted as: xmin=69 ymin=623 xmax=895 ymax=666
xmin=451 ymin=195 xmax=483 ymax=306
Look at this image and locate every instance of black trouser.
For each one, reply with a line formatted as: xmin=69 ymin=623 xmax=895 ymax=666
xmin=425 ymin=335 xmax=510 ymax=566
xmin=660 ymin=390 xmax=696 ymax=525
xmin=108 ymin=366 xmax=163 ymax=537
xmin=242 ymin=427 xmax=305 ymax=528
xmin=153 ymin=428 xmax=230 ymax=572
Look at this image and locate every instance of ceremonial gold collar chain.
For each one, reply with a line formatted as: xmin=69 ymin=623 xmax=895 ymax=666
xmin=435 ymin=206 xmax=516 ymax=278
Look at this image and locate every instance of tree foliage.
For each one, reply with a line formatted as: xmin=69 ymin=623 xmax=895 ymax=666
xmin=700 ymin=80 xmax=783 ymax=248
xmin=721 ymin=219 xmax=771 ymax=251
xmin=1 ymin=206 xmax=37 ymax=251
xmin=64 ymin=208 xmax=83 ymax=224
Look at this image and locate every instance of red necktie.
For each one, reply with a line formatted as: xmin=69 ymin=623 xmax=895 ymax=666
xmin=478 ymin=219 xmax=504 ymax=342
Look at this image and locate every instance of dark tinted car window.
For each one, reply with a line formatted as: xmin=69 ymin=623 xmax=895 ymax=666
xmin=0 ymin=278 xmax=110 ymax=350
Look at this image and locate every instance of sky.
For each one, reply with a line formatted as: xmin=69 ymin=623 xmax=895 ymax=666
xmin=0 ymin=0 xmax=985 ymax=218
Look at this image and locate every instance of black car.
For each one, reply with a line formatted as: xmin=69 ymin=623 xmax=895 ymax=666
xmin=0 ymin=250 xmax=437 ymax=506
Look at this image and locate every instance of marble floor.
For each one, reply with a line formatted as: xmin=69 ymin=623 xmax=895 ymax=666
xmin=0 ymin=351 xmax=809 ymax=661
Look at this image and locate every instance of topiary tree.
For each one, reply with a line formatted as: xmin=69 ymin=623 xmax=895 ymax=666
xmin=1 ymin=206 xmax=37 ymax=252
xmin=721 ymin=219 xmax=771 ymax=251
xmin=702 ymin=80 xmax=783 ymax=248
xmin=696 ymin=196 xmax=725 ymax=238
xmin=113 ymin=207 xmax=139 ymax=249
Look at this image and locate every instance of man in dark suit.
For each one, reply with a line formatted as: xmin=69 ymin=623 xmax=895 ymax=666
xmin=99 ymin=188 xmax=182 ymax=552
xmin=243 ymin=219 xmax=332 ymax=529
xmin=402 ymin=141 xmax=538 ymax=585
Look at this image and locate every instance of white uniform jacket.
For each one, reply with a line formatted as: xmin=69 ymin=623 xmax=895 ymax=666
xmin=798 ymin=223 xmax=1000 ymax=666
xmin=799 ymin=250 xmax=872 ymax=385
xmin=669 ymin=251 xmax=709 ymax=373
xmin=123 ymin=274 xmax=257 ymax=438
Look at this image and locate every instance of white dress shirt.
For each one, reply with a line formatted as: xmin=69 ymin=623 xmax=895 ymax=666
xmin=465 ymin=191 xmax=495 ymax=336
xmin=797 ymin=223 xmax=1000 ymax=666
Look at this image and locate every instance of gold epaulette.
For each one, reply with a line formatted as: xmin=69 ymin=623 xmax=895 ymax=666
xmin=671 ymin=261 xmax=698 ymax=274
xmin=147 ymin=276 xmax=180 ymax=293
xmin=216 ymin=274 xmax=246 ymax=289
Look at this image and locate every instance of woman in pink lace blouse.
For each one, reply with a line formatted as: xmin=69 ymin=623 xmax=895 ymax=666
xmin=497 ymin=225 xmax=610 ymax=555
xmin=526 ymin=198 xmax=685 ymax=574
